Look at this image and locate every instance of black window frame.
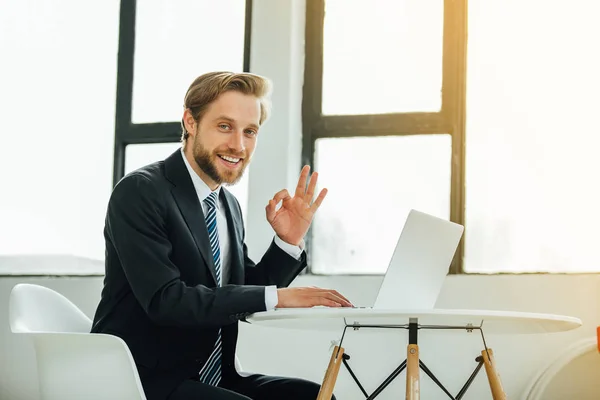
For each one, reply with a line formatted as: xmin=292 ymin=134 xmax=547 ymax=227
xmin=112 ymin=0 xmax=254 ymax=185
xmin=302 ymin=0 xmax=468 ymax=274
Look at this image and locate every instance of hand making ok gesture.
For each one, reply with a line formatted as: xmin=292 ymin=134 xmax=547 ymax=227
xmin=265 ymin=165 xmax=327 ymax=246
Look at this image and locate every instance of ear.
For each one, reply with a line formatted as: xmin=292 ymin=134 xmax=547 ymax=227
xmin=183 ymin=109 xmax=197 ymax=139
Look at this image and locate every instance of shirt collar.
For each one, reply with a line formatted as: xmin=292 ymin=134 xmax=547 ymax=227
xmin=180 ymin=148 xmax=221 ymax=207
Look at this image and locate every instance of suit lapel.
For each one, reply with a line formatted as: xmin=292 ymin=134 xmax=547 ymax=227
xmin=221 ymin=189 xmax=244 ymax=285
xmin=164 ymin=150 xmax=218 ymax=285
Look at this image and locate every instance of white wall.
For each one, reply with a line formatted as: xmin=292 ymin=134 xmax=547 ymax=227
xmin=1 ymin=1 xmax=600 ymax=399
xmin=2 ymin=266 xmax=599 ymax=400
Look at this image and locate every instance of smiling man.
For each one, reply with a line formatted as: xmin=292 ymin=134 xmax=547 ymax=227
xmin=91 ymin=72 xmax=350 ymax=400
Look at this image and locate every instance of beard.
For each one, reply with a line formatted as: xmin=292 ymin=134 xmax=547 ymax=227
xmin=193 ymin=138 xmax=248 ymax=186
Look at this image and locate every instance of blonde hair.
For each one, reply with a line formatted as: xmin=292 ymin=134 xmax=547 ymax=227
xmin=181 ymin=71 xmax=272 ymax=142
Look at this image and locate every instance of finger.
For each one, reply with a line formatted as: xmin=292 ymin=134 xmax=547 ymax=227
xmin=311 ymin=298 xmax=341 ymax=308
xmin=304 ymin=171 xmax=318 ymax=203
xmin=321 ymin=291 xmax=352 ymax=307
xmin=294 ymin=165 xmax=310 ymax=198
xmin=265 ymin=199 xmax=277 ymax=222
xmin=329 ymin=290 xmax=353 ymax=307
xmin=309 ymin=188 xmax=328 ymax=213
xmin=272 ymin=189 xmax=291 ymax=205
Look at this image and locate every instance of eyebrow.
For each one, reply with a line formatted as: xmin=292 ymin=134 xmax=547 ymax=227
xmin=214 ymin=115 xmax=259 ymax=131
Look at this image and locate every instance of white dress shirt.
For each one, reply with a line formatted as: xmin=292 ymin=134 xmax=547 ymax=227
xmin=180 ymin=149 xmax=303 ymax=310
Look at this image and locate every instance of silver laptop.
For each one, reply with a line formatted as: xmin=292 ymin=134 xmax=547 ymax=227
xmin=367 ymin=209 xmax=464 ymax=309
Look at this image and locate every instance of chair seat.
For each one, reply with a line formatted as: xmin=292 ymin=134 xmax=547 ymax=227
xmin=9 ymin=283 xmax=147 ymax=400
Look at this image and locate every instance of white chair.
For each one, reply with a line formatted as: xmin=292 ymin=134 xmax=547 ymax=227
xmin=9 ymin=283 xmax=250 ymax=400
xmin=9 ymin=283 xmax=147 ymax=400
xmin=523 ymin=336 xmax=600 ymax=400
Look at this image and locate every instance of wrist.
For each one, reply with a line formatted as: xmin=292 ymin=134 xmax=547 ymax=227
xmin=282 ymin=239 xmax=301 ymax=247
xmin=277 ymin=235 xmax=302 ymax=247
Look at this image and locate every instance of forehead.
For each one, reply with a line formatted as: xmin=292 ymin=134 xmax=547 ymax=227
xmin=204 ymin=91 xmax=261 ymax=125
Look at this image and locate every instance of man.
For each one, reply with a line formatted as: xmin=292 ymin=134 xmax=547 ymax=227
xmin=91 ymin=71 xmax=351 ymax=400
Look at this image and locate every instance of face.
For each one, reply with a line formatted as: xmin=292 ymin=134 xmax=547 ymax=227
xmin=184 ymin=91 xmax=261 ymax=189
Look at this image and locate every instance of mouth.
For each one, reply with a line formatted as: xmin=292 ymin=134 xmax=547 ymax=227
xmin=217 ymin=154 xmax=243 ymax=168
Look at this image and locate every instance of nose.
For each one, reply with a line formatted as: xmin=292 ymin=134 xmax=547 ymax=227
xmin=228 ymin=129 xmax=245 ymax=154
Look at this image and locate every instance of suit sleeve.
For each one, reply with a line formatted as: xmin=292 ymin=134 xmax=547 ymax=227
xmin=106 ymin=173 xmax=266 ymax=328
xmin=241 ymin=222 xmax=307 ymax=287
xmin=244 ymin=240 xmax=307 ymax=287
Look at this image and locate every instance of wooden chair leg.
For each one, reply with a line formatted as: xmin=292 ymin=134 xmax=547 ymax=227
xmin=481 ymin=348 xmax=507 ymax=400
xmin=317 ymin=346 xmax=344 ymax=400
xmin=406 ymin=344 xmax=420 ymax=400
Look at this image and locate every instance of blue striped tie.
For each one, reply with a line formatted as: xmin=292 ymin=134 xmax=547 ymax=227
xmin=198 ymin=191 xmax=222 ymax=386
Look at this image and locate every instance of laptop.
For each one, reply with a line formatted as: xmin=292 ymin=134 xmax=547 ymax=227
xmin=362 ymin=209 xmax=464 ymax=310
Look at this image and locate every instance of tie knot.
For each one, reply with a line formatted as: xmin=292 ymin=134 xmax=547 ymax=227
xmin=204 ymin=191 xmax=218 ymax=209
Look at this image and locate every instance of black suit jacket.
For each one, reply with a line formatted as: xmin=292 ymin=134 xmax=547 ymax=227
xmin=91 ymin=150 xmax=307 ymax=400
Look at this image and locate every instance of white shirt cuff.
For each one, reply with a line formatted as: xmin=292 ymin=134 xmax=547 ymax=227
xmin=274 ymin=235 xmax=304 ymax=260
xmin=264 ymin=285 xmax=278 ymax=310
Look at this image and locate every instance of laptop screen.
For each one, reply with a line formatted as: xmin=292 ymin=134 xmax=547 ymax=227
xmin=373 ymin=210 xmax=464 ymax=309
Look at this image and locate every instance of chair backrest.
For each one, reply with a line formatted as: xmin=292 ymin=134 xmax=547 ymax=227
xmin=8 ymin=283 xmax=147 ymax=400
xmin=9 ymin=283 xmax=92 ymax=333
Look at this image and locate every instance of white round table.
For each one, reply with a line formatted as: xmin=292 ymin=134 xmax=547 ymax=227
xmin=247 ymin=307 xmax=582 ymax=334
xmin=247 ymin=308 xmax=582 ymax=400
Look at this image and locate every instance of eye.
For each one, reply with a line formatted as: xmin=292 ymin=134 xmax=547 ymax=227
xmin=218 ymin=123 xmax=231 ymax=130
xmin=245 ymin=129 xmax=257 ymax=136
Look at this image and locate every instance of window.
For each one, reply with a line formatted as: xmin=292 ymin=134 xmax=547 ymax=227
xmin=322 ymin=0 xmax=444 ymax=115
xmin=132 ymin=0 xmax=247 ymax=123
xmin=312 ymin=135 xmax=452 ymax=274
xmin=0 ymin=0 xmax=120 ymax=261
xmin=304 ymin=0 xmax=466 ymax=274
xmin=114 ymin=0 xmax=252 ymax=217
xmin=124 ymin=143 xmax=183 ymax=174
xmin=464 ymin=0 xmax=600 ymax=272
xmin=307 ymin=0 xmax=600 ymax=274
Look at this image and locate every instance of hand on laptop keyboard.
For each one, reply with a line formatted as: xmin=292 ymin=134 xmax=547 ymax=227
xmin=276 ymin=287 xmax=353 ymax=308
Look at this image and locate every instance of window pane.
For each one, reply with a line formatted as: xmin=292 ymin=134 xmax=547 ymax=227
xmin=125 ymin=143 xmax=182 ymax=174
xmin=125 ymin=143 xmax=249 ymax=220
xmin=465 ymin=1 xmax=600 ymax=273
xmin=311 ymin=135 xmax=451 ymax=274
xmin=132 ymin=0 xmax=246 ymax=123
xmin=0 ymin=0 xmax=118 ymax=260
xmin=322 ymin=0 xmax=443 ymax=115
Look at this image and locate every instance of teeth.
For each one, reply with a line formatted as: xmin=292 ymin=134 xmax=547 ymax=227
xmin=220 ymin=155 xmax=240 ymax=163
